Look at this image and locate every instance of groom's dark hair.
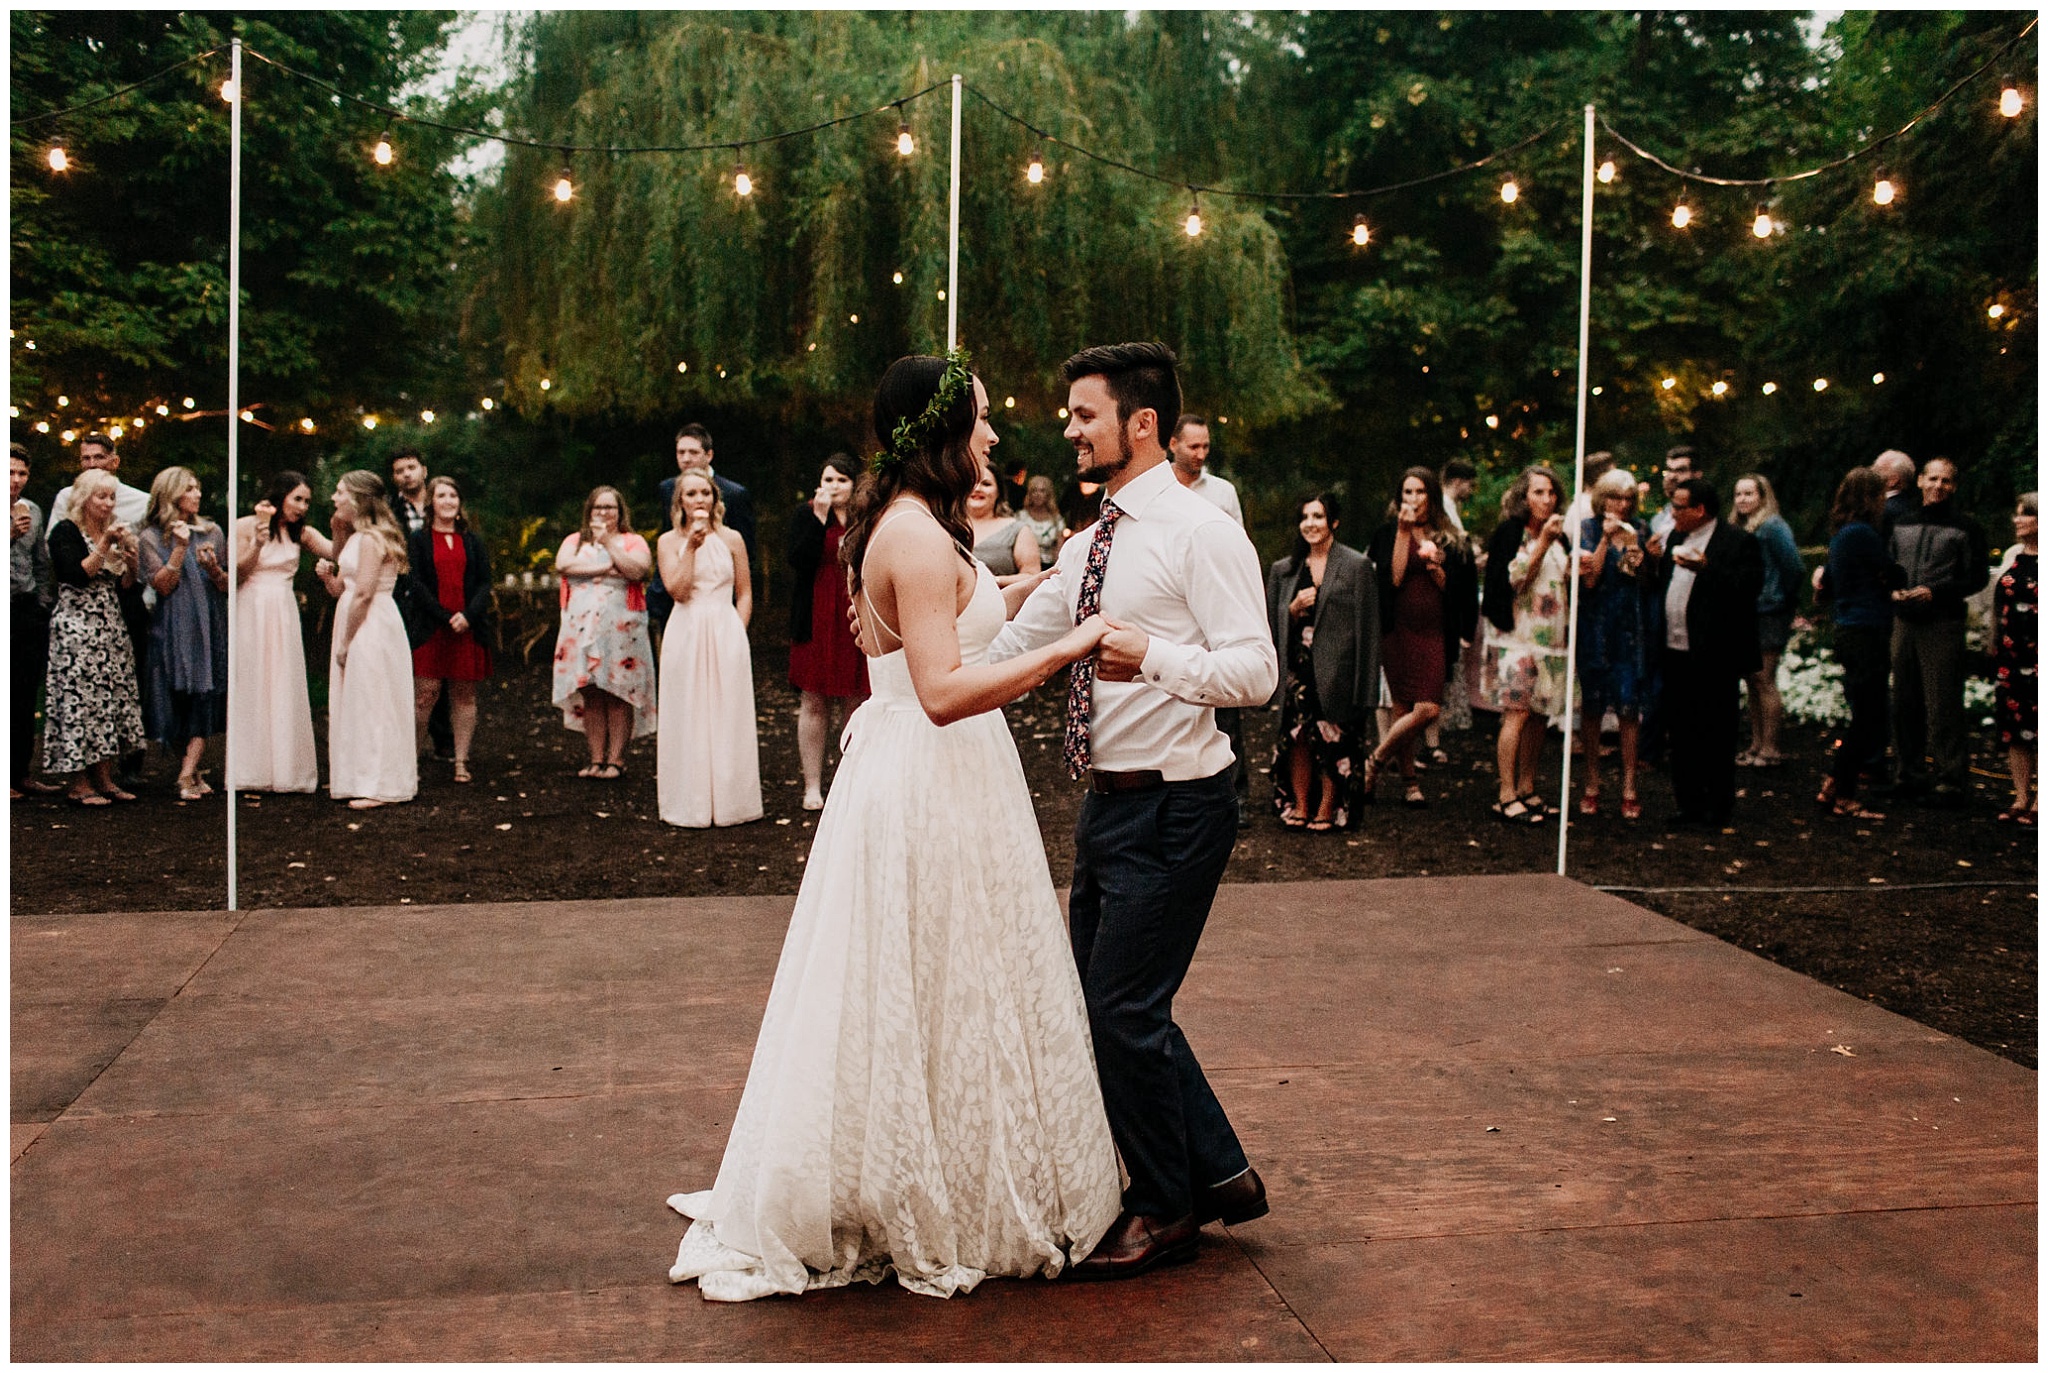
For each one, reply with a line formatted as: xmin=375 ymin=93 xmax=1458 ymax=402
xmin=1062 ymin=342 xmax=1181 ymax=442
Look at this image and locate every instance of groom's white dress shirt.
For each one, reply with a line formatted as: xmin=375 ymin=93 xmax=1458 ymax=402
xmin=990 ymin=459 xmax=1277 ymax=781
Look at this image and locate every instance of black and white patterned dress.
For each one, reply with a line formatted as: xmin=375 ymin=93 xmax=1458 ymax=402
xmin=41 ymin=521 xmax=145 ymax=774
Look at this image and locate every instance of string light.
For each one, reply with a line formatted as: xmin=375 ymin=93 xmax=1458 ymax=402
xmin=1761 ymin=382 xmax=1778 ymax=394
xmin=1812 ymin=377 xmax=1828 ymax=391
xmin=1484 ymin=414 xmax=1499 ymax=429
xmin=420 ymin=409 xmax=436 ymax=423
xmin=1595 ymin=158 xmax=1616 ymax=184
xmin=1872 ymin=170 xmax=1896 ymax=205
xmin=218 ymin=77 xmax=235 ymax=104
xmin=1057 ymin=407 xmax=1069 ymax=419
xmin=480 ymin=397 xmax=494 ymax=410
xmin=108 ymin=424 xmax=124 ymax=439
xmin=2000 ymin=77 xmax=2023 ymax=118
xmin=892 ymin=271 xmax=903 ymax=284
xmin=1710 ymin=380 xmax=1728 ymax=396
xmin=60 ymin=429 xmax=76 ymax=443
xmin=1987 ymin=302 xmax=2007 ymax=319
xmin=299 ymin=417 xmax=316 ymax=432
xmin=896 ymin=117 xmax=915 ymax=157
xmin=1660 ymin=377 xmax=1677 ymax=390
xmin=238 ymin=409 xmax=254 ymax=422
xmin=33 ymin=422 xmax=48 ymax=434
xmin=373 ymin=130 xmax=393 ymax=166
xmin=56 ymin=395 xmax=68 ymax=407
xmin=676 ymin=361 xmax=688 ymax=373
xmin=848 ymin=313 xmax=859 ymax=323
xmin=733 ymin=163 xmax=753 ymax=197
xmin=1003 ymin=396 xmax=1016 ymax=408
xmin=1872 ymin=372 xmax=1886 ymax=384
xmin=552 ymin=168 xmax=573 ymax=203
xmin=1752 ymin=206 xmax=1775 ymax=238
xmin=1183 ymin=193 xmax=1203 ymax=238
xmin=1671 ymin=201 xmax=1693 ymax=229
xmin=1590 ymin=386 xmax=1602 ymax=396
xmin=362 ymin=415 xmax=378 ymax=429
xmin=182 ymin=397 xmax=195 ymax=409
xmin=1351 ymin=214 xmax=1370 ymax=248
xmin=539 ymin=377 xmax=552 ymax=390
xmin=131 ymin=417 xmax=144 ymax=429
xmin=1026 ymin=149 xmax=1044 ymax=184
xmin=46 ymin=140 xmax=68 ymax=172
xmin=154 ymin=404 xmax=169 ymax=416
xmin=936 ymin=288 xmax=946 ymax=301
xmin=1499 ymin=175 xmax=1520 ymax=204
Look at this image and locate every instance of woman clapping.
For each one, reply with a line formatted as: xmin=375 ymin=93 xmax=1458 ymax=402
xmin=656 ymin=469 xmax=762 ymax=828
xmin=137 ymin=467 xmax=229 ymax=800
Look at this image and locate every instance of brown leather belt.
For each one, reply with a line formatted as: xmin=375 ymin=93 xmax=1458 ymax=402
xmin=1088 ymin=769 xmax=1165 ymax=795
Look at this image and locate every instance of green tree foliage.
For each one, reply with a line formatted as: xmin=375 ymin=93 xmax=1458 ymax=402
xmin=9 ymin=9 xmax=473 ymax=496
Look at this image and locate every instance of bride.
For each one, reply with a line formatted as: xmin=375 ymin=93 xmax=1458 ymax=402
xmin=666 ymin=352 xmax=1123 ymax=1301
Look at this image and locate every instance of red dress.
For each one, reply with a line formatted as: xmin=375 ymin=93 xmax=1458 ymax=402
xmin=787 ymin=520 xmax=868 ymax=699
xmin=413 ymin=531 xmax=492 ymax=681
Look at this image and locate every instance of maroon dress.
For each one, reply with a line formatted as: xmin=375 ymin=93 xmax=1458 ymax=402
xmin=1382 ymin=565 xmax=1447 ymax=704
xmin=787 ymin=520 xmax=868 ymax=699
xmin=413 ymin=531 xmax=492 ymax=681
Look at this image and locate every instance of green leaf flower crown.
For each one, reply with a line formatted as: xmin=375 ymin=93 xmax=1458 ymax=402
xmin=869 ymin=347 xmax=973 ymax=474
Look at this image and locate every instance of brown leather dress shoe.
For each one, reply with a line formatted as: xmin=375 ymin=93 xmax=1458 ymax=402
xmin=1068 ymin=1209 xmax=1199 ymax=1280
xmin=1194 ymin=1166 xmax=1269 ymax=1226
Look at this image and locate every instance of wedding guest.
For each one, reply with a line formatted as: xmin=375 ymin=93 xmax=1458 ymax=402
xmin=1564 ymin=451 xmax=1618 ymax=526
xmin=1435 ymin=459 xmax=1482 ymax=749
xmin=1814 ymin=468 xmax=1904 ymax=818
xmin=653 ymin=424 xmax=755 ymax=632
xmin=1572 ymin=468 xmax=1653 ymax=819
xmin=787 ymin=455 xmax=867 ymax=810
xmin=554 ymin=485 xmax=657 ymax=778
xmin=1018 ymin=474 xmax=1066 ymax=564
xmin=387 ymin=447 xmax=451 ymax=760
xmin=1481 ymin=466 xmax=1570 ymax=824
xmin=1993 ymin=492 xmax=2037 ymax=824
xmin=42 ymin=468 xmax=146 ymax=804
xmin=1266 ymin=493 xmax=1377 ymax=831
xmin=49 ymin=432 xmax=151 ymax=784
xmin=1647 ymin=446 xmax=1698 ymax=542
xmin=1364 ymin=467 xmax=1475 ymax=807
xmin=1439 ymin=458 xmax=1477 ymax=535
xmin=657 ymin=469 xmax=762 ymax=828
xmin=408 ymin=476 xmax=492 ymax=784
xmin=1169 ymin=415 xmax=1243 ymax=525
xmin=137 ymin=467 xmax=229 ymax=800
xmin=1648 ymin=478 xmax=1763 ymax=828
xmin=11 ymin=444 xmax=61 ymax=797
xmin=1874 ymin=449 xmax=1918 ymax=538
xmin=229 ymin=471 xmax=330 ymax=793
xmin=324 ymin=472 xmax=416 ymax=809
xmin=1885 ymin=457 xmax=1990 ymax=806
xmin=1726 ymin=472 xmax=1805 ymax=769
xmin=967 ymin=462 xmax=1042 ymax=585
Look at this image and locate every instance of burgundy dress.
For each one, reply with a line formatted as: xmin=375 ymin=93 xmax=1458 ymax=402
xmin=413 ymin=531 xmax=492 ymax=681
xmin=1382 ymin=565 xmax=1447 ymax=704
xmin=788 ymin=520 xmax=868 ymax=699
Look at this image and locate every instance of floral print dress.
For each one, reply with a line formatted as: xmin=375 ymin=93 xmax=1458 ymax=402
xmin=1486 ymin=527 xmax=1571 ymax=716
xmin=1270 ymin=570 xmax=1366 ymax=830
xmin=552 ymin=532 xmax=658 ymax=737
xmin=1994 ymin=551 xmax=2036 ymax=750
xmin=41 ymin=521 xmax=146 ymax=774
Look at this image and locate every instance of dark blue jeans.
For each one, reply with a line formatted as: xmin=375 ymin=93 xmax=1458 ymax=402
xmin=1070 ymin=768 xmax=1248 ymax=1219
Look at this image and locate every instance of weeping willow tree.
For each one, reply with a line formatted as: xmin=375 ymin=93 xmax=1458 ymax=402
xmin=470 ymin=10 xmax=1326 ymax=435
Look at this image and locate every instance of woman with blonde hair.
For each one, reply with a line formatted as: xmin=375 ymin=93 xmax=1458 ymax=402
xmin=1728 ymin=472 xmax=1805 ymax=767
xmin=1481 ymin=465 xmax=1570 ymax=824
xmin=322 ymin=470 xmax=416 ymax=808
xmin=552 ymin=485 xmax=656 ymax=778
xmin=42 ymin=467 xmax=146 ymax=803
xmin=656 ymin=468 xmax=762 ymax=827
xmin=1572 ymin=466 xmax=1653 ymax=818
xmin=138 ymin=467 xmax=229 ymax=799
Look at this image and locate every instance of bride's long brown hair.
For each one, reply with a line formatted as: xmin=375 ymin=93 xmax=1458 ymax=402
xmin=841 ymin=354 xmax=981 ymax=594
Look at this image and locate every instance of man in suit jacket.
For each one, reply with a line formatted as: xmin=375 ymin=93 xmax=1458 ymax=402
xmin=1648 ymin=477 xmax=1763 ymax=827
xmin=652 ymin=423 xmax=755 ymax=633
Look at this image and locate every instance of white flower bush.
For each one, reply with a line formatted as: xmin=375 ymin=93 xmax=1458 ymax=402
xmin=1770 ymin=624 xmax=1999 ymax=728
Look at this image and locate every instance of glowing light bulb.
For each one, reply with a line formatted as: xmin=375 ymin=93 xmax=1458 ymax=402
xmin=1872 ymin=174 xmax=1895 ymax=206
xmin=1184 ymin=206 xmax=1203 ymax=237
xmin=1351 ymin=214 xmax=1370 ymax=248
xmin=182 ymin=397 xmax=195 ymax=409
xmin=1057 ymin=407 xmax=1069 ymax=419
xmin=47 ymin=142 xmax=67 ymax=172
xmin=1812 ymin=377 xmax=1828 ymax=392
xmin=733 ymin=166 xmax=752 ymax=197
xmin=552 ymin=169 xmax=576 ymax=202
xmin=539 ymin=378 xmax=551 ymax=391
xmin=897 ymin=123 xmax=915 ymax=157
xmin=1872 ymin=372 xmax=1885 ymax=385
xmin=1761 ymin=382 xmax=1778 ymax=395
xmin=131 ymin=418 xmax=143 ymax=429
xmin=56 ymin=395 xmax=68 ymax=407
xmin=60 ymin=429 xmax=75 ymax=444
xmin=1484 ymin=415 xmax=1499 ymax=429
xmin=2000 ymin=80 xmax=2023 ymax=118
xmin=33 ymin=422 xmax=48 ymax=434
xmin=299 ymin=417 xmax=316 ymax=433
xmin=374 ymin=131 xmax=393 ymax=166
xmin=1660 ymin=377 xmax=1676 ymax=390
xmin=362 ymin=415 xmax=378 ymax=430
xmin=1671 ymin=202 xmax=1693 ymax=229
xmin=1026 ymin=150 xmax=1044 ymax=184
xmin=107 ymin=424 xmax=123 ymax=439
xmin=1596 ymin=159 xmax=1615 ymax=184
xmin=218 ymin=78 xmax=235 ymax=104
xmin=238 ymin=410 xmax=254 ymax=422
xmin=1711 ymin=380 xmax=1728 ymax=396
xmin=1590 ymin=386 xmax=1603 ymax=396
xmin=676 ymin=361 xmax=688 ymax=373
xmin=1003 ymin=396 xmax=1016 ymax=409
xmin=7 ymin=406 xmax=15 ymax=418
xmin=420 ymin=410 xmax=436 ymax=424
xmin=892 ymin=271 xmax=903 ymax=285
xmin=848 ymin=314 xmax=859 ymax=324
xmin=480 ymin=398 xmax=494 ymax=410
xmin=1752 ymin=208 xmax=1774 ymax=238
xmin=1499 ymin=176 xmax=1519 ymax=204
xmin=1988 ymin=302 xmax=2007 ymax=320
xmin=155 ymin=404 xmax=169 ymax=416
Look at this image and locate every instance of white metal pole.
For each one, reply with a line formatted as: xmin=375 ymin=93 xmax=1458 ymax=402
xmin=1556 ymin=103 xmax=1595 ymax=877
xmin=946 ymin=73 xmax=961 ymax=350
xmin=226 ymin=37 xmax=243 ymax=911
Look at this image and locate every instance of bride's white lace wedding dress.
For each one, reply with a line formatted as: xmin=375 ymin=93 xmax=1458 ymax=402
xmin=667 ymin=557 xmax=1121 ymax=1301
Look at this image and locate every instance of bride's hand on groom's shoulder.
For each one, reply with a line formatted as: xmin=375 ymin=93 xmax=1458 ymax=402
xmin=1094 ymin=617 xmax=1151 ymax=681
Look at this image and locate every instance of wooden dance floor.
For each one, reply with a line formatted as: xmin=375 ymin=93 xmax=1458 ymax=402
xmin=11 ymin=875 xmax=2035 ymax=1360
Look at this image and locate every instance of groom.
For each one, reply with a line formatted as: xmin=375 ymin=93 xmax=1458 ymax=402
xmin=990 ymin=342 xmax=1279 ymax=1278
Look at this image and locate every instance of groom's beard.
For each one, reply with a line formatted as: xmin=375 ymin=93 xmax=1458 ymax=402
xmin=1074 ymin=425 xmax=1132 ymax=484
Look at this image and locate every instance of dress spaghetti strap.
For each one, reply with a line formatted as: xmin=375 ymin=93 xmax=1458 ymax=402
xmin=857 ymin=503 xmax=932 ymax=648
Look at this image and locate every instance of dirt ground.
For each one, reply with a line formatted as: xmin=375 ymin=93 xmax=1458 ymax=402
xmin=10 ymin=624 xmax=2037 ymax=1068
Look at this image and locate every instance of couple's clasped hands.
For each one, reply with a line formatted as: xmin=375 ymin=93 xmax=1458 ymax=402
xmin=1064 ymin=611 xmax=1147 ymax=680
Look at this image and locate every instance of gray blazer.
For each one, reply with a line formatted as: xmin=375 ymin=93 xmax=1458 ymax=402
xmin=1266 ymin=542 xmax=1380 ymax=730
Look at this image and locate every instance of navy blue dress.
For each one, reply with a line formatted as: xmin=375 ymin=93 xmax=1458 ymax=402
xmin=1574 ymin=516 xmax=1651 ymax=716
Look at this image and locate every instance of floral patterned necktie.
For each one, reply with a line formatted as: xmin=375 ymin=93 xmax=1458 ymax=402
xmin=1062 ymin=499 xmax=1124 ymax=779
